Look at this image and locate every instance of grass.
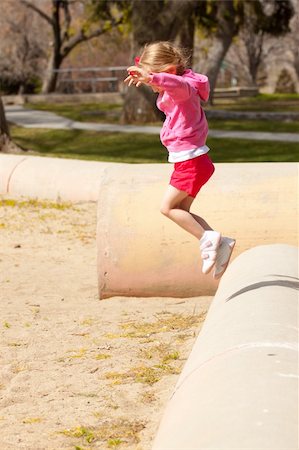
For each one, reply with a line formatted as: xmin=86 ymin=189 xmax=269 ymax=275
xmin=61 ymin=419 xmax=145 ymax=447
xmin=207 ymin=137 xmax=299 ymax=162
xmin=105 ymin=312 xmax=206 ymax=339
xmin=121 ymin=312 xmax=205 ymax=335
xmin=11 ymin=126 xmax=165 ymax=163
xmin=139 ymin=343 xmax=180 ymax=363
xmin=25 ymin=102 xmax=122 ymax=124
xmin=0 ymin=197 xmax=74 ymax=210
xmin=253 ymin=93 xmax=299 ymax=101
xmin=68 ymin=348 xmax=88 ymax=359
xmin=61 ymin=426 xmax=95 ymax=443
xmin=95 ymin=353 xmax=111 ymax=360
xmin=26 ymin=94 xmax=299 ymax=120
xmin=10 ymin=95 xmax=299 ymax=163
xmin=102 ymin=313 xmax=202 ymax=385
xmin=104 ymin=313 xmax=203 ymax=385
xmin=10 ymin=126 xmax=299 ymax=163
xmin=105 ymin=363 xmax=180 ymax=386
xmin=24 ymin=98 xmax=299 ymax=132
xmin=22 ymin=417 xmax=43 ymax=424
xmin=208 ymin=118 xmax=299 ymax=133
xmin=208 ymin=93 xmax=299 ymax=112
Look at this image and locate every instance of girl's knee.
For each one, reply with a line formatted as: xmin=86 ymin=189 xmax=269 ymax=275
xmin=160 ymin=204 xmax=170 ymax=217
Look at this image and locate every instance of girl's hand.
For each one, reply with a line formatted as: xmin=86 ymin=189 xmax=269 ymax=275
xmin=124 ymin=66 xmax=151 ymax=87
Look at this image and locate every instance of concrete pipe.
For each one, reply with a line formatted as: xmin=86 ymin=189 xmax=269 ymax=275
xmin=97 ymin=162 xmax=298 ymax=298
xmin=0 ymin=154 xmax=119 ymax=202
xmin=152 ymin=244 xmax=299 ymax=450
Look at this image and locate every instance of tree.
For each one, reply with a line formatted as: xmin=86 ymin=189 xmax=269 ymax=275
xmin=196 ymin=0 xmax=243 ymax=103
xmin=21 ymin=0 xmax=127 ymax=93
xmin=0 ymin=98 xmax=25 ymax=153
xmin=294 ymin=35 xmax=299 ymax=79
xmin=237 ymin=6 xmax=263 ymax=86
xmin=198 ymin=0 xmax=294 ymax=103
xmin=122 ymin=0 xmax=294 ymax=121
xmin=0 ymin=0 xmax=47 ymax=94
xmin=122 ymin=0 xmax=198 ymax=124
xmin=243 ymin=0 xmax=294 ymax=86
xmin=288 ymin=0 xmax=299 ymax=80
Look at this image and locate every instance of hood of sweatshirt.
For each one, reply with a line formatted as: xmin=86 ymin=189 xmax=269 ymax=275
xmin=182 ymin=69 xmax=210 ymax=102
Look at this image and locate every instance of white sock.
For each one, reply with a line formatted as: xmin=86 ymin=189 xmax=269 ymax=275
xmin=199 ymin=231 xmax=221 ymax=275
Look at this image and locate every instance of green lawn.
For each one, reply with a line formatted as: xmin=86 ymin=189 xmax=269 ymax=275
xmin=14 ymin=95 xmax=299 ymax=163
xmin=11 ymin=126 xmax=299 ymax=163
xmin=208 ymin=119 xmax=299 ymax=133
xmin=25 ymin=102 xmax=122 ymax=124
xmin=12 ymin=127 xmax=164 ymax=163
xmin=207 ymin=93 xmax=299 ymax=112
xmin=25 ymin=97 xmax=299 ymax=133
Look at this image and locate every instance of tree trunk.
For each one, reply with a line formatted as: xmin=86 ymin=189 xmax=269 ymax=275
xmin=121 ymin=84 xmax=163 ymax=124
xmin=293 ymin=34 xmax=299 ymax=78
xmin=0 ymin=97 xmax=12 ymax=151
xmin=0 ymin=97 xmax=26 ymax=153
xmin=41 ymin=51 xmax=62 ymax=94
xmin=206 ymin=37 xmax=234 ymax=102
xmin=121 ymin=0 xmax=166 ymax=124
xmin=174 ymin=9 xmax=195 ymax=56
xmin=247 ymin=32 xmax=264 ymax=86
xmin=121 ymin=0 xmax=197 ymax=124
xmin=241 ymin=2 xmax=264 ymax=87
xmin=42 ymin=0 xmax=62 ymax=94
xmin=0 ymin=98 xmax=10 ymax=137
xmin=205 ymin=0 xmax=239 ymax=104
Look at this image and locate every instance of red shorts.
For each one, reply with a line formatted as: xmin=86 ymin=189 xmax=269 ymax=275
xmin=169 ymin=154 xmax=215 ymax=198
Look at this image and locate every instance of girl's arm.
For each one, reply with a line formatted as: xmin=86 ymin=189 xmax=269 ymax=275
xmin=124 ymin=66 xmax=209 ymax=102
xmin=148 ymin=72 xmax=193 ymax=102
xmin=150 ymin=72 xmax=210 ymax=102
xmin=125 ymin=68 xmax=192 ymax=101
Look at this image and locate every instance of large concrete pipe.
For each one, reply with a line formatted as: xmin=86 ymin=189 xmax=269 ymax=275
xmin=97 ymin=162 xmax=297 ymax=298
xmin=152 ymin=244 xmax=299 ymax=450
xmin=0 ymin=154 xmax=119 ymax=202
xmin=1 ymin=156 xmax=297 ymax=298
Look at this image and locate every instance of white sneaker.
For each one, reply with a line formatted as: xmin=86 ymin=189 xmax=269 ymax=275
xmin=199 ymin=231 xmax=221 ymax=274
xmin=213 ymin=237 xmax=236 ymax=280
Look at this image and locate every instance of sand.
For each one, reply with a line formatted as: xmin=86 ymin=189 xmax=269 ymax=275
xmin=0 ymin=195 xmax=211 ymax=450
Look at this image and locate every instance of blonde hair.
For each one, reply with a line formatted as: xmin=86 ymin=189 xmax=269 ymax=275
xmin=139 ymin=41 xmax=190 ymax=76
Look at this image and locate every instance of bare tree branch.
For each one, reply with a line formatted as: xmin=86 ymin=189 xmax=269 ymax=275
xmin=20 ymin=0 xmax=54 ymax=26
xmin=61 ymin=16 xmax=124 ymax=58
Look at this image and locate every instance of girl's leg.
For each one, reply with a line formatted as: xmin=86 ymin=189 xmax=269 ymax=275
xmin=179 ymin=196 xmax=214 ymax=231
xmin=176 ymin=193 xmax=221 ymax=275
xmin=160 ymin=185 xmax=205 ymax=239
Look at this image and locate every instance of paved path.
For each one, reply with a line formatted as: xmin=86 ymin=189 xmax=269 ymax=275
xmin=5 ymin=105 xmax=299 ymax=143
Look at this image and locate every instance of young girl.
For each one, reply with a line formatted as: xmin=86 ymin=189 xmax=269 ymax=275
xmin=124 ymin=41 xmax=235 ymax=279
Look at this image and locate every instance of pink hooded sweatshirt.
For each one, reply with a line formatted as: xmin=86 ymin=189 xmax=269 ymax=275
xmin=148 ymin=69 xmax=209 ymax=153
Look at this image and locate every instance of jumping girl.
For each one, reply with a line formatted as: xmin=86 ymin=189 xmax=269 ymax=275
xmin=124 ymin=41 xmax=235 ymax=279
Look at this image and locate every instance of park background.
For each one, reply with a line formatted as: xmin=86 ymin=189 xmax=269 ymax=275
xmin=0 ymin=1 xmax=298 ymax=450
xmin=0 ymin=0 xmax=298 ymax=160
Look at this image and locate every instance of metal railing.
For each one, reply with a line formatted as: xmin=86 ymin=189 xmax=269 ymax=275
xmin=53 ymin=66 xmax=127 ymax=93
xmin=52 ymin=66 xmax=259 ymax=97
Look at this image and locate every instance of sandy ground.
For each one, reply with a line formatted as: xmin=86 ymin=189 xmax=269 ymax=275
xmin=0 ymin=196 xmax=211 ymax=450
